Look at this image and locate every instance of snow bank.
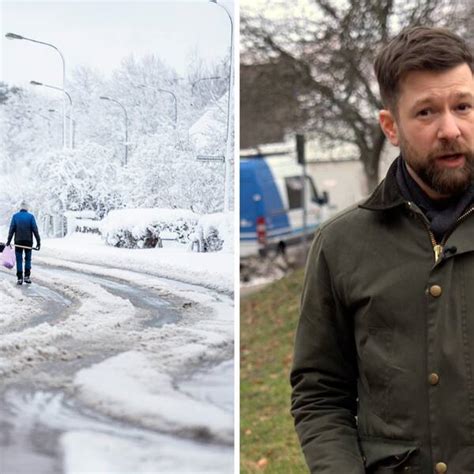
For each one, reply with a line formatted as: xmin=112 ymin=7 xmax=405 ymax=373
xmin=39 ymin=233 xmax=233 ymax=293
xmin=0 ymin=278 xmax=44 ymax=329
xmin=74 ymin=351 xmax=233 ymax=443
xmin=101 ymin=208 xmax=199 ymax=248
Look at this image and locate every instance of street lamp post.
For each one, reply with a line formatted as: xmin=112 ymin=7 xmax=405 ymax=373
xmin=208 ymin=1 xmax=233 ymax=212
xmin=6 ymin=32 xmax=67 ymax=149
xmin=136 ymin=84 xmax=177 ymax=127
xmin=30 ymin=80 xmax=74 ymax=149
xmin=49 ymin=109 xmax=75 ymax=149
xmin=157 ymin=88 xmax=178 ymax=126
xmin=100 ymin=96 xmax=129 ymax=166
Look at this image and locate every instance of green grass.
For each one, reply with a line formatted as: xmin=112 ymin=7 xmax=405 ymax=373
xmin=240 ymin=269 xmax=307 ymax=473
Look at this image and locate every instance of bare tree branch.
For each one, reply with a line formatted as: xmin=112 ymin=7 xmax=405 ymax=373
xmin=241 ymin=0 xmax=468 ymax=190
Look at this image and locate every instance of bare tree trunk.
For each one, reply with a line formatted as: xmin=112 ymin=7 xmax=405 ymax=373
xmin=364 ymin=161 xmax=380 ymax=194
xmin=361 ymin=127 xmax=386 ymax=192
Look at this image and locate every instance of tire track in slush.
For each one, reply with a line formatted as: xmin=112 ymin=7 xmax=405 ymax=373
xmin=0 ymin=264 xmax=233 ymax=474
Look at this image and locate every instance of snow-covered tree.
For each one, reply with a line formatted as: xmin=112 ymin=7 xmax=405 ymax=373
xmin=0 ymin=48 xmax=231 ymax=235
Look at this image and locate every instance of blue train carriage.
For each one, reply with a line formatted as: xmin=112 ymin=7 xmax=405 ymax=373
xmin=240 ymin=151 xmax=329 ymax=257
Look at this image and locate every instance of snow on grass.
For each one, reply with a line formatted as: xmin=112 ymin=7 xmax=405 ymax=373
xmin=38 ymin=232 xmax=233 ymax=294
xmin=74 ymin=351 xmax=233 ymax=443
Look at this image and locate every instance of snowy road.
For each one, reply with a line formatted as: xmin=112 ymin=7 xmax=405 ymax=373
xmin=0 ymin=262 xmax=234 ymax=473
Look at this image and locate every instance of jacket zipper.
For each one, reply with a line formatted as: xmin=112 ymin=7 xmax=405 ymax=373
xmin=407 ymin=202 xmax=474 ymax=263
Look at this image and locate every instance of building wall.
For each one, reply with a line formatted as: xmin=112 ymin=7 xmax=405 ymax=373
xmin=306 ymin=142 xmax=399 ymax=213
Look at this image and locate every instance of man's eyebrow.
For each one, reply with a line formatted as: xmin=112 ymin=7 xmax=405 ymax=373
xmin=411 ymin=91 xmax=474 ymax=110
xmin=411 ymin=97 xmax=433 ymax=110
xmin=452 ymin=91 xmax=474 ymax=101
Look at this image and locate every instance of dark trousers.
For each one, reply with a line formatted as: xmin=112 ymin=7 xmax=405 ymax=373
xmin=15 ymin=248 xmax=32 ymax=277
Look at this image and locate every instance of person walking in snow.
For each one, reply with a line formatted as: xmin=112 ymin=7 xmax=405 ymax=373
xmin=6 ymin=201 xmax=41 ymax=285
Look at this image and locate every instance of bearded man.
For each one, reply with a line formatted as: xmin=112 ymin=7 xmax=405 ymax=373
xmin=291 ymin=27 xmax=474 ymax=473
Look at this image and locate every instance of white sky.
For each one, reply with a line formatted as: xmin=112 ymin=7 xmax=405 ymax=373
xmin=0 ymin=0 xmax=234 ymax=87
xmin=240 ymin=0 xmax=325 ymax=19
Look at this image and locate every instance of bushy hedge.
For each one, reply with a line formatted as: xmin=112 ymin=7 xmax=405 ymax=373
xmin=101 ymin=208 xmax=232 ymax=252
xmin=101 ymin=208 xmax=198 ymax=249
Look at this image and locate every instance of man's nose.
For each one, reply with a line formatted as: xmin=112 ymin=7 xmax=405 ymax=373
xmin=437 ymin=112 xmax=462 ymax=141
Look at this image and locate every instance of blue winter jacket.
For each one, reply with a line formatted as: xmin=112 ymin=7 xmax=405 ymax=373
xmin=7 ymin=210 xmax=41 ymax=247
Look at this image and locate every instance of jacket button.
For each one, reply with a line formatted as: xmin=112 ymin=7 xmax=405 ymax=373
xmin=428 ymin=373 xmax=440 ymax=385
xmin=429 ymin=285 xmax=442 ymax=297
xmin=435 ymin=462 xmax=447 ymax=473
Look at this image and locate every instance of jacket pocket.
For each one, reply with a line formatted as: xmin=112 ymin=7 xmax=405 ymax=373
xmin=361 ymin=438 xmax=419 ymax=473
xmin=359 ymin=327 xmax=393 ymax=419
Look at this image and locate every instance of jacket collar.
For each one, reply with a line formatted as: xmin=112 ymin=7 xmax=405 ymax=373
xmin=359 ymin=157 xmax=406 ymax=211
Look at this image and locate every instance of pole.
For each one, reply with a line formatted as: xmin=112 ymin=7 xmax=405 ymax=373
xmin=157 ymin=88 xmax=177 ymax=126
xmin=209 ymin=1 xmax=233 ymax=213
xmin=31 ymin=81 xmax=72 ymax=149
xmin=296 ymin=134 xmax=308 ymax=256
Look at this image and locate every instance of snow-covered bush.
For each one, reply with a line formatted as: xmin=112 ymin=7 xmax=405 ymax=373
xmin=101 ymin=208 xmax=199 ymax=248
xmin=191 ymin=212 xmax=233 ymax=253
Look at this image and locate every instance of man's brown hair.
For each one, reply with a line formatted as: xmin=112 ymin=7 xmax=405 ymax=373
xmin=374 ymin=26 xmax=474 ymax=112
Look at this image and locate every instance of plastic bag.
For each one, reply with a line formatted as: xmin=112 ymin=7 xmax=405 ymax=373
xmin=1 ymin=245 xmax=15 ymax=269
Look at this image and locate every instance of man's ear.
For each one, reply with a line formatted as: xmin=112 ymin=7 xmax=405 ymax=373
xmin=379 ymin=109 xmax=399 ymax=147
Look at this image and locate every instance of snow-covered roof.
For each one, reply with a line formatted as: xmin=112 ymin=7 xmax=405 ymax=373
xmin=189 ymin=93 xmax=227 ymax=154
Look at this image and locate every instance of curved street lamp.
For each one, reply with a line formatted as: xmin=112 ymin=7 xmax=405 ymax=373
xmin=157 ymin=88 xmax=178 ymax=126
xmin=136 ymin=83 xmax=177 ymax=128
xmin=208 ymin=0 xmax=233 ymax=212
xmin=191 ymin=76 xmax=224 ymax=95
xmin=6 ymin=32 xmax=67 ymax=149
xmin=100 ymin=96 xmax=129 ymax=166
xmin=30 ymin=80 xmax=74 ymax=149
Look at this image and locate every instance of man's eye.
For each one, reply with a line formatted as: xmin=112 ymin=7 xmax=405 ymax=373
xmin=457 ymin=103 xmax=473 ymax=112
xmin=416 ymin=108 xmax=432 ymax=117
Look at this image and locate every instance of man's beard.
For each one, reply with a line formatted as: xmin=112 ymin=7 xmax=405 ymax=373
xmin=399 ymin=134 xmax=474 ymax=197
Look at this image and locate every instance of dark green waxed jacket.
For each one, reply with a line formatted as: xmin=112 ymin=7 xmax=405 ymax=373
xmin=291 ymin=160 xmax=474 ymax=474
